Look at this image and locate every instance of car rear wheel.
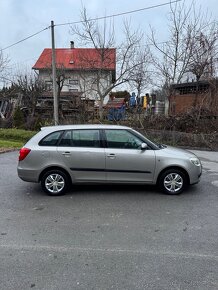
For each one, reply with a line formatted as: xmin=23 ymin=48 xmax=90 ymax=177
xmin=158 ymin=169 xmax=188 ymax=195
xmin=41 ymin=170 xmax=70 ymax=196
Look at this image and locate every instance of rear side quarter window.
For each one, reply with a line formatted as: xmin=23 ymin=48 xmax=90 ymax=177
xmin=39 ymin=131 xmax=63 ymax=146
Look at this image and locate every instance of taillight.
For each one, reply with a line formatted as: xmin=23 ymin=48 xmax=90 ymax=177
xmin=19 ymin=147 xmax=31 ymax=161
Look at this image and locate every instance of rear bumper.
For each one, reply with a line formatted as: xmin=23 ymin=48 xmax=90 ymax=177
xmin=17 ymin=167 xmax=39 ymax=183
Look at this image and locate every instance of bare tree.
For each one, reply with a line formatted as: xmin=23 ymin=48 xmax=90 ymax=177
xmin=149 ymin=0 xmax=218 ymax=113
xmin=14 ymin=72 xmax=46 ymax=117
xmin=0 ymin=49 xmax=10 ymax=83
xmin=150 ymin=1 xmax=217 ymax=87
xmin=40 ymin=58 xmax=71 ymax=98
xmin=150 ymin=1 xmax=192 ymax=86
xmin=36 ymin=59 xmax=72 ymax=120
xmin=71 ymin=8 xmax=150 ymax=119
xmin=188 ymin=29 xmax=218 ymax=81
xmin=128 ymin=48 xmax=151 ymax=99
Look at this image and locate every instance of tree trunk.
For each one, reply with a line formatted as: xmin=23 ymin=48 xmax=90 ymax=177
xmin=98 ymin=98 xmax=104 ymax=121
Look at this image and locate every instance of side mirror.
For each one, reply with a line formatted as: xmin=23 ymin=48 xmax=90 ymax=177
xmin=141 ymin=143 xmax=148 ymax=150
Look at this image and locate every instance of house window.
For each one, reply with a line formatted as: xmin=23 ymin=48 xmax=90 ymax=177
xmin=69 ymin=88 xmax=79 ymax=92
xmin=45 ymin=81 xmax=52 ymax=91
xmin=69 ymin=79 xmax=79 ymax=85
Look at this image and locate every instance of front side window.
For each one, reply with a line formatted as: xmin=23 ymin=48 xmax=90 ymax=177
xmin=105 ymin=130 xmax=142 ymax=149
xmin=39 ymin=131 xmax=63 ymax=146
xmin=59 ymin=130 xmax=100 ymax=148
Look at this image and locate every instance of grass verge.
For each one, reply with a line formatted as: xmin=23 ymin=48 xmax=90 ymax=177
xmin=0 ymin=140 xmax=24 ymax=149
xmin=0 ymin=129 xmax=37 ymax=150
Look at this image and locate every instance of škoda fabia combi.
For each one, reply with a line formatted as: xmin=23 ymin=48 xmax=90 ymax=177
xmin=17 ymin=125 xmax=202 ymax=196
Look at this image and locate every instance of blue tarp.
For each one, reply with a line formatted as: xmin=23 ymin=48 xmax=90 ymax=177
xmin=107 ymin=105 xmax=126 ymax=121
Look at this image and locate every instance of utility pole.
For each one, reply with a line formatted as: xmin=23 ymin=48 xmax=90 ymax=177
xmin=51 ymin=20 xmax=59 ymax=125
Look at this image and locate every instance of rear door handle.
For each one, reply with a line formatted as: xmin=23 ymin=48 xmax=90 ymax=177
xmin=62 ymin=152 xmax=71 ymax=156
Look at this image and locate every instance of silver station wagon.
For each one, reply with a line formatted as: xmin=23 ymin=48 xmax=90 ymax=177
xmin=17 ymin=125 xmax=202 ymax=196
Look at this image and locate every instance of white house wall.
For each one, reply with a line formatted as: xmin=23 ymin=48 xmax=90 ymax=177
xmin=37 ymin=70 xmax=113 ymax=101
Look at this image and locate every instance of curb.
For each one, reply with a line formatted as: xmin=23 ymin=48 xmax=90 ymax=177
xmin=0 ymin=149 xmax=19 ymax=154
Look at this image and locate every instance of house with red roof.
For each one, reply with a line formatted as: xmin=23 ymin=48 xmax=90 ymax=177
xmin=32 ymin=42 xmax=116 ymax=101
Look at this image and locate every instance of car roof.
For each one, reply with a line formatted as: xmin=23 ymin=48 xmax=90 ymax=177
xmin=41 ymin=124 xmax=131 ymax=131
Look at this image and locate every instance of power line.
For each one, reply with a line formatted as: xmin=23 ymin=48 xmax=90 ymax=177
xmin=2 ymin=0 xmax=182 ymax=51
xmin=2 ymin=26 xmax=50 ymax=51
xmin=6 ymin=40 xmax=168 ymax=69
xmin=55 ymin=0 xmax=182 ymax=27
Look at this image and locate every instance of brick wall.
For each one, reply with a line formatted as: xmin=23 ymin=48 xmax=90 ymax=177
xmin=170 ymin=93 xmax=206 ymax=115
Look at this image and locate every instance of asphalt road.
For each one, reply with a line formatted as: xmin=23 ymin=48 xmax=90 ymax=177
xmin=0 ymin=150 xmax=217 ymax=290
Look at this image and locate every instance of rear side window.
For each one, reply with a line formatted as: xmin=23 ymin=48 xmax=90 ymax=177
xmin=39 ymin=131 xmax=63 ymax=146
xmin=59 ymin=130 xmax=100 ymax=148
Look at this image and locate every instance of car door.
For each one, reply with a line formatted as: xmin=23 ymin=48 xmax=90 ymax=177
xmin=57 ymin=129 xmax=106 ymax=182
xmin=104 ymin=129 xmax=156 ymax=183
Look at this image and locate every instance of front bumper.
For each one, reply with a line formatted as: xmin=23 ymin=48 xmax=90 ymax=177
xmin=189 ymin=165 xmax=202 ymax=185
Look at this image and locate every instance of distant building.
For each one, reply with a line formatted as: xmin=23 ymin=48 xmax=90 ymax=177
xmin=169 ymin=80 xmax=218 ymax=115
xmin=32 ymin=42 xmax=116 ymax=101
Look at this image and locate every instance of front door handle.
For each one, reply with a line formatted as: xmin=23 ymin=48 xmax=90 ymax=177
xmin=107 ymin=153 xmax=116 ymax=158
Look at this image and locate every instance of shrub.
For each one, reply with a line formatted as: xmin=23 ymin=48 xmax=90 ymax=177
xmin=12 ymin=107 xmax=25 ymax=129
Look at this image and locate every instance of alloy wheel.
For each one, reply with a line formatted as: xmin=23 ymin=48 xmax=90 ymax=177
xmin=45 ymin=173 xmax=65 ymax=194
xmin=163 ymin=173 xmax=183 ymax=193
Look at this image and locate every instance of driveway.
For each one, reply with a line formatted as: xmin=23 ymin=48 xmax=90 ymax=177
xmin=0 ymin=150 xmax=217 ymax=290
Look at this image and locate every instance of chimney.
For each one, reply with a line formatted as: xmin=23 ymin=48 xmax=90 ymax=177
xmin=70 ymin=41 xmax=74 ymax=49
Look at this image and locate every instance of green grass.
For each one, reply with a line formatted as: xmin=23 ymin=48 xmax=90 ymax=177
xmin=0 ymin=129 xmax=37 ymax=149
xmin=0 ymin=140 xmax=24 ymax=149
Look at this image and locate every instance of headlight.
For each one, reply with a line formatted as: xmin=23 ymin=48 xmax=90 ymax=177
xmin=190 ymin=157 xmax=201 ymax=167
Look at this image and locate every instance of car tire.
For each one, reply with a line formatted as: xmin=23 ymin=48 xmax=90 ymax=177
xmin=158 ymin=169 xmax=188 ymax=195
xmin=41 ymin=170 xmax=70 ymax=196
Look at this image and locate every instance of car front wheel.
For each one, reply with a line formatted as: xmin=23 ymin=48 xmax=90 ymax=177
xmin=41 ymin=170 xmax=70 ymax=196
xmin=158 ymin=169 xmax=188 ymax=195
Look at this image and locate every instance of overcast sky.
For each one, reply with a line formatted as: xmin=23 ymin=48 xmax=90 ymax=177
xmin=0 ymin=0 xmax=217 ymax=82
